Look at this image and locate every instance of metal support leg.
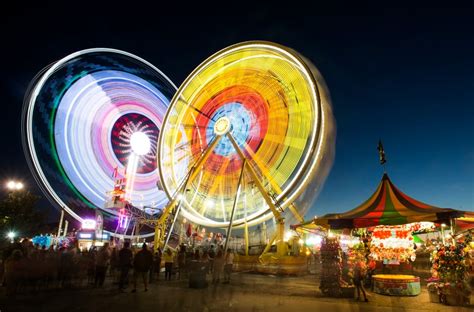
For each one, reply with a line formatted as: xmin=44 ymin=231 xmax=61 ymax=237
xmin=224 ymin=160 xmax=246 ymax=255
xmin=260 ymin=231 xmax=278 ymax=258
xmin=244 ymin=221 xmax=249 ymax=256
xmin=163 ymin=204 xmax=182 ymax=249
xmin=227 ymin=133 xmax=290 ymax=258
xmin=276 ymin=222 xmax=287 ymax=257
xmin=153 ymin=136 xmax=222 ymax=252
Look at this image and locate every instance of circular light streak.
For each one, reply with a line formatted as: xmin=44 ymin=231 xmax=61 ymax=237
xmin=159 ymin=41 xmax=335 ymax=228
xmin=22 ymin=48 xmax=177 ymax=237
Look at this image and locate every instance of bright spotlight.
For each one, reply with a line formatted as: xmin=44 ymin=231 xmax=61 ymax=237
xmin=6 ymin=181 xmax=15 ymax=189
xmin=15 ymin=182 xmax=24 ymax=190
xmin=130 ymin=132 xmax=151 ymax=156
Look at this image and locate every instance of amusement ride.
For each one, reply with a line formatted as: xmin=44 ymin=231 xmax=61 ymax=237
xmin=22 ymin=42 xmax=335 ymax=263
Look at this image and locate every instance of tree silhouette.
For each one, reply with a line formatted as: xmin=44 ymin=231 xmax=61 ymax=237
xmin=0 ymin=190 xmax=44 ymax=239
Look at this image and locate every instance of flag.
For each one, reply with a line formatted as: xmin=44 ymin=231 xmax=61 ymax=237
xmin=377 ymin=139 xmax=387 ymax=165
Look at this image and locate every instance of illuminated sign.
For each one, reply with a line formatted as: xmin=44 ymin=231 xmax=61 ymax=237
xmin=78 ymin=233 xmax=93 ymax=239
xmin=77 ymin=232 xmax=110 ymax=240
xmin=82 ymin=219 xmax=96 ymax=230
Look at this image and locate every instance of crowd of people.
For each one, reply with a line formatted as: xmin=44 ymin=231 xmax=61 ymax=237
xmin=0 ymin=239 xmax=235 ymax=297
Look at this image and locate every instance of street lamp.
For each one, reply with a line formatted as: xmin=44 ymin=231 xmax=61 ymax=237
xmin=7 ymin=231 xmax=16 ymax=243
xmin=6 ymin=180 xmax=24 ymax=191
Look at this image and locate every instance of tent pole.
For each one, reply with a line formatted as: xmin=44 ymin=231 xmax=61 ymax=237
xmin=450 ymin=218 xmax=455 ymax=244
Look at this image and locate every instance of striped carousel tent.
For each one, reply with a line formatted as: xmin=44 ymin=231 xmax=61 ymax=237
xmin=297 ymin=173 xmax=473 ymax=230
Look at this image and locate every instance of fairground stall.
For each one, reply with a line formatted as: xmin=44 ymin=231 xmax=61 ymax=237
xmin=293 ymin=173 xmax=473 ymax=301
xmin=423 ymin=217 xmax=474 ymax=306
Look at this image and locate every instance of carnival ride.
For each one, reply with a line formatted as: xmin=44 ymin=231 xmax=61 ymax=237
xmin=22 ymin=43 xmax=336 ymax=264
xmin=22 ymin=48 xmax=177 ymax=238
xmin=153 ymin=41 xmax=335 ymax=259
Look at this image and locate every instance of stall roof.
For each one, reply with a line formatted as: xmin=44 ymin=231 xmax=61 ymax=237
xmin=297 ymin=173 xmax=473 ymax=230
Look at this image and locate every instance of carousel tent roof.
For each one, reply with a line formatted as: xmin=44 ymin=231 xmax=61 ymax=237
xmin=304 ymin=173 xmax=473 ymax=230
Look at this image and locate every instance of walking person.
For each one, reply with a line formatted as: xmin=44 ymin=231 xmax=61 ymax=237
xmin=132 ymin=243 xmax=153 ymax=292
xmin=87 ymin=246 xmax=96 ymax=285
xmin=4 ymin=249 xmax=23 ymax=297
xmin=163 ymin=248 xmax=174 ymax=281
xmin=177 ymin=244 xmax=186 ymax=280
xmin=353 ymin=261 xmax=369 ymax=302
xmin=208 ymin=245 xmax=215 ymax=274
xmin=223 ymin=249 xmax=234 ymax=284
xmin=212 ymin=249 xmax=225 ymax=284
xmin=118 ymin=242 xmax=133 ymax=291
xmin=110 ymin=247 xmax=119 ymax=283
xmin=94 ymin=243 xmax=111 ymax=287
xmin=153 ymin=247 xmax=162 ymax=281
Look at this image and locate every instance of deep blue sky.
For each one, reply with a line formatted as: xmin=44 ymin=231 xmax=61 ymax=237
xmin=0 ymin=5 xmax=473 ymax=223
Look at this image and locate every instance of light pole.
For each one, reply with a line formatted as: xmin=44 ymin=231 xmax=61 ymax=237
xmin=4 ymin=181 xmax=24 ymax=244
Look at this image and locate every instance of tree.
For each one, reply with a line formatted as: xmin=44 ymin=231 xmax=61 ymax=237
xmin=0 ymin=190 xmax=44 ymax=238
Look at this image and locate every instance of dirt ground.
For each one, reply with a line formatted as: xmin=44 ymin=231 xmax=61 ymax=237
xmin=1 ymin=272 xmax=473 ymax=312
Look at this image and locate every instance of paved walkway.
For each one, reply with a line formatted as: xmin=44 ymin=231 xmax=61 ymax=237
xmin=1 ymin=273 xmax=472 ymax=312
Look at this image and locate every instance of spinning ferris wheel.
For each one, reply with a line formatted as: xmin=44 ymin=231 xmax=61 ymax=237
xmin=155 ymin=41 xmax=335 ymax=254
xmin=22 ymin=42 xmax=335 ymax=253
xmin=22 ymin=48 xmax=177 ymax=238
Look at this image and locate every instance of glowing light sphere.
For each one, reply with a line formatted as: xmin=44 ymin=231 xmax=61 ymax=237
xmin=6 ymin=180 xmax=23 ymax=190
xmin=22 ymin=48 xmax=177 ymax=234
xmin=159 ymin=41 xmax=335 ymax=228
xmin=130 ymin=132 xmax=151 ymax=156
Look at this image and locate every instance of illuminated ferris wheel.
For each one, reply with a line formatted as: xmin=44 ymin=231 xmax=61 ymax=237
xmin=22 ymin=48 xmax=177 ymax=237
xmin=157 ymin=41 xmax=335 ymax=253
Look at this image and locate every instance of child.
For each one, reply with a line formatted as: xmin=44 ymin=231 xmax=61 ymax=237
xmin=353 ymin=261 xmax=369 ymax=302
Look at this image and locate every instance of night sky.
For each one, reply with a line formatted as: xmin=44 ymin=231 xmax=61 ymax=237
xmin=1 ymin=5 xmax=473 ymax=224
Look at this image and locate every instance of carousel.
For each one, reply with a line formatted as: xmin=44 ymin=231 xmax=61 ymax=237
xmin=294 ymin=173 xmax=473 ymax=297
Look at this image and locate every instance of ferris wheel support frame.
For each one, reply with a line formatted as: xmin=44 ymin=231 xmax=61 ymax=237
xmin=226 ymin=134 xmax=288 ymax=257
xmin=154 ymin=122 xmax=305 ymax=257
xmin=153 ymin=135 xmax=223 ymax=251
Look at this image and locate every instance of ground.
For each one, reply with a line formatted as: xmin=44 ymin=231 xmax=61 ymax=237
xmin=1 ymin=273 xmax=472 ymax=312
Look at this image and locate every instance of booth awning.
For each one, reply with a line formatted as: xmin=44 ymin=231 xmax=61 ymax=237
xmin=455 ymin=217 xmax=474 ymax=231
xmin=301 ymin=174 xmax=473 ymax=229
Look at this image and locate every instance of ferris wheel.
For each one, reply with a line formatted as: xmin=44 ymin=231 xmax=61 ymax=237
xmin=22 ymin=48 xmax=177 ymax=237
xmin=157 ymin=41 xmax=335 ymax=253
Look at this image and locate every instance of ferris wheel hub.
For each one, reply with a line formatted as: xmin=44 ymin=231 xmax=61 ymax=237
xmin=213 ymin=116 xmax=232 ymax=135
xmin=130 ymin=131 xmax=151 ymax=156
